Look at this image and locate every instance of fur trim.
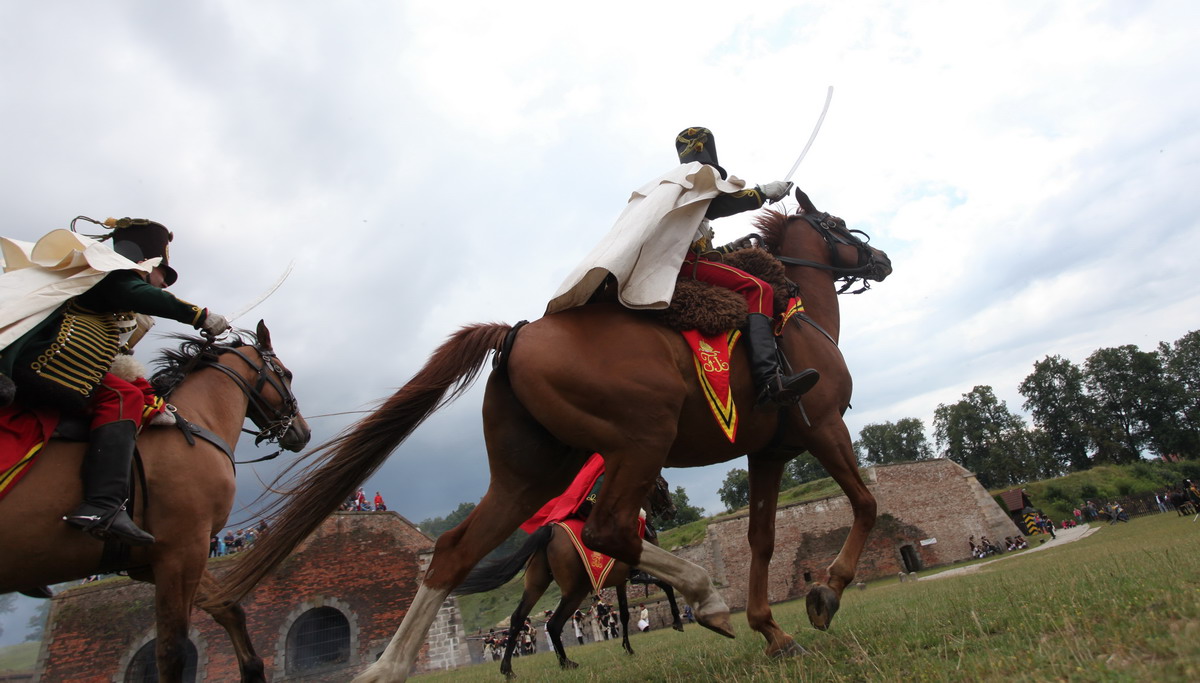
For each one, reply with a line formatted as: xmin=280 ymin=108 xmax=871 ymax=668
xmin=653 ymin=248 xmax=793 ymax=333
xmin=109 ymin=353 xmax=148 ymax=382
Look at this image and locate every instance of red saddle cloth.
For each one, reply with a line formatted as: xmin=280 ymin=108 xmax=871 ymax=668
xmin=555 ymin=516 xmax=646 ymax=595
xmin=0 ymin=405 xmax=59 ymax=501
xmin=680 ymin=295 xmax=809 ymax=444
xmin=519 ymin=452 xmax=605 ymax=534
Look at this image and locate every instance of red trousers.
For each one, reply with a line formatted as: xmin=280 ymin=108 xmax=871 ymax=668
xmin=680 ymin=252 xmax=775 ymax=317
xmin=87 ymin=373 xmax=158 ymax=430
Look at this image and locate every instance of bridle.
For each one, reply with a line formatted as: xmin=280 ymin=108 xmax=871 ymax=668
xmin=201 ymin=345 xmax=300 ymax=447
xmin=774 ymin=212 xmax=882 ymax=294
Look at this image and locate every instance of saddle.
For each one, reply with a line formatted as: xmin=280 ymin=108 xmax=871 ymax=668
xmin=653 ymin=247 xmax=793 ymax=334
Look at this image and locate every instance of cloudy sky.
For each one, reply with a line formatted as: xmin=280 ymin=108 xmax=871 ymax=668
xmin=3 ymin=0 xmax=1198 ymax=643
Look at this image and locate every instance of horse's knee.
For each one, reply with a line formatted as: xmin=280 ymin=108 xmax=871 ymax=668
xmin=581 ymin=525 xmax=638 ymax=562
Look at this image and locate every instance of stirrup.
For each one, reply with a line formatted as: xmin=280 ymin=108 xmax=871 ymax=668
xmin=64 ymin=502 xmax=156 ymax=546
xmin=758 ymin=368 xmax=820 ymax=407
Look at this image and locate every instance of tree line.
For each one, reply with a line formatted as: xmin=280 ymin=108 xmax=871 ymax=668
xmin=858 ymin=329 xmax=1199 ymax=490
xmin=717 ymin=330 xmax=1199 ymax=508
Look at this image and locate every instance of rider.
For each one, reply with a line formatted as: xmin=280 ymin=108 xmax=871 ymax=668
xmin=0 ymin=217 xmax=230 ymax=545
xmin=547 ymin=127 xmax=817 ymax=406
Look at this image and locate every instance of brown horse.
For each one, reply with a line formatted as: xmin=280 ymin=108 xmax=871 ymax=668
xmin=455 ymin=475 xmax=680 ymax=677
xmin=0 ymin=321 xmax=310 ymax=683
xmin=215 ymin=189 xmax=891 ymax=682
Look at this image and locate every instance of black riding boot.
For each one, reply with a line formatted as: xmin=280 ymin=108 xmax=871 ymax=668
xmin=63 ymin=420 xmax=156 ymax=546
xmin=745 ymin=313 xmax=820 ymax=407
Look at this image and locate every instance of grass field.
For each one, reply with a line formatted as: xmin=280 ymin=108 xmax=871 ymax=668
xmin=0 ymin=641 xmax=38 ymax=673
xmin=424 ymin=512 xmax=1200 ymax=682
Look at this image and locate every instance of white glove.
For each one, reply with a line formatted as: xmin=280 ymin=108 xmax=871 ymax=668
xmin=758 ymin=181 xmax=793 ymax=202
xmin=201 ymin=312 xmax=230 ymax=336
xmin=148 ymin=407 xmax=176 ymax=426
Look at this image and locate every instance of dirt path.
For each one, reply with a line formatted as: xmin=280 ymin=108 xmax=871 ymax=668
xmin=920 ymin=523 xmax=1101 ymax=581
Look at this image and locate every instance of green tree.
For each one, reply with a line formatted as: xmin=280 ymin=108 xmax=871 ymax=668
xmin=419 ymin=501 xmax=528 ymax=559
xmin=1158 ymin=330 xmax=1200 ymax=457
xmin=654 ymin=486 xmax=704 ymax=531
xmin=933 ymin=385 xmax=1048 ymax=488
xmin=783 ymin=453 xmax=827 ymax=486
xmin=718 ymin=467 xmax=750 ymax=511
xmin=853 ymin=418 xmax=933 ymax=465
xmin=1083 ymin=345 xmax=1165 ymax=462
xmin=1019 ymin=355 xmax=1095 ymax=471
xmin=0 ymin=592 xmax=14 ymax=639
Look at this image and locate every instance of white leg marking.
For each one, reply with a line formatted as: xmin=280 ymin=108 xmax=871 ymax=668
xmin=351 ymin=583 xmax=450 ymax=683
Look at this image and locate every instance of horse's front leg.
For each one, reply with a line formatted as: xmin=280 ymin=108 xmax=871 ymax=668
xmin=584 ymin=455 xmax=734 ymax=639
xmin=746 ymin=454 xmax=804 ymax=657
xmin=805 ymin=420 xmax=877 ymax=630
xmin=615 ymin=583 xmax=634 ymax=656
xmin=657 ymin=581 xmax=684 ymax=631
xmin=195 ymin=569 xmax=265 ymax=683
xmin=150 ymin=550 xmax=206 ymax=683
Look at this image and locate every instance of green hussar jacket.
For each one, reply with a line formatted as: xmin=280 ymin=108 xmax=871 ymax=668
xmin=0 ymin=270 xmax=207 ymax=400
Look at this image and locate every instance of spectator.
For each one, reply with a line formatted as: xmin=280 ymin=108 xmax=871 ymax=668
xmin=209 ymin=536 xmax=219 ymax=557
xmin=374 ymin=491 xmax=387 ymax=511
xmin=638 ymin=603 xmax=650 ymax=632
xmin=572 ymin=610 xmax=585 ymax=645
xmin=683 ymin=604 xmax=694 ymax=623
xmin=354 ymin=487 xmax=368 ymax=511
xmin=223 ymin=530 xmax=235 ymax=554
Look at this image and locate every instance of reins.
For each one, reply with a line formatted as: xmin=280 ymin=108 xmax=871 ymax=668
xmin=772 ymin=212 xmax=879 ymax=294
xmin=159 ymin=336 xmax=300 ymax=468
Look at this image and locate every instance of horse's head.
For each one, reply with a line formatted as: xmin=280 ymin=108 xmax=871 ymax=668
xmin=647 ymin=476 xmax=677 ymax=521
xmin=758 ymin=188 xmax=892 ymax=293
xmin=239 ymin=320 xmax=312 ymax=452
xmin=153 ymin=320 xmax=311 ymax=452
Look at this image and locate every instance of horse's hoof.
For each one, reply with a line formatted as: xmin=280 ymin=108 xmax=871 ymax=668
xmin=502 ymin=670 xmax=516 ymax=680
xmin=806 ymin=584 xmax=841 ymax=631
xmin=768 ymin=637 xmax=807 ymax=659
xmin=673 ymin=623 xmax=685 ymax=632
xmin=561 ymin=659 xmax=579 ymax=670
xmin=698 ymin=611 xmax=736 ymax=639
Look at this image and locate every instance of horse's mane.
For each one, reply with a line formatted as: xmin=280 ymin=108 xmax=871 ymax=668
xmin=752 ymin=208 xmax=792 ymax=256
xmin=150 ymin=331 xmax=258 ymax=394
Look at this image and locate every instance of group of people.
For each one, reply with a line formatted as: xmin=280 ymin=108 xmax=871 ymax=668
xmin=209 ymin=520 xmax=268 ymax=557
xmin=967 ymin=535 xmax=1006 ymax=559
xmin=340 ymin=487 xmax=388 ymax=512
xmin=968 ymin=533 xmax=1029 ymax=559
xmin=478 ymin=594 xmax=674 ymax=662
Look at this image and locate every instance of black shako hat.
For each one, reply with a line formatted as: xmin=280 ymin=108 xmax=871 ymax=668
xmin=675 ymin=126 xmax=727 ymax=179
xmin=106 ymin=217 xmax=178 ymax=286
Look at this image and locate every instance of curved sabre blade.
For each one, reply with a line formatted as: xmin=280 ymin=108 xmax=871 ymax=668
xmin=783 ymin=85 xmax=835 ymax=183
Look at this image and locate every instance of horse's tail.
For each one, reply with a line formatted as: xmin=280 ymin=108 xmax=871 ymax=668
xmin=452 ymin=524 xmax=554 ymax=596
xmin=208 ymin=322 xmax=513 ymax=609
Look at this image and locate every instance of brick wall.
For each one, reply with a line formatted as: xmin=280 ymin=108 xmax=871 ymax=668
xmin=35 ymin=511 xmax=470 ymax=682
xmin=669 ymin=459 xmax=1020 ymax=611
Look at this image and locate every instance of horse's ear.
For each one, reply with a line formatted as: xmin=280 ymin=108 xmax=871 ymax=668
xmin=795 ymin=187 xmax=819 ymax=215
xmin=256 ymin=320 xmax=273 ymax=351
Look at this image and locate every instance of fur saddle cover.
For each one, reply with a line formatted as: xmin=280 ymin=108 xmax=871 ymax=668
xmin=653 ymin=247 xmax=792 ymax=334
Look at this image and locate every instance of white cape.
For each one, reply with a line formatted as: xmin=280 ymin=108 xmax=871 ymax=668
xmin=546 ymin=162 xmax=747 ymax=314
xmin=0 ymin=229 xmax=159 ymax=350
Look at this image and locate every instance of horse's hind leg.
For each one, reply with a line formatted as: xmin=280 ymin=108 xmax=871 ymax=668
xmin=745 ymin=454 xmax=804 ymax=657
xmin=195 ymin=569 xmax=265 ymax=683
xmin=354 ymin=373 xmax=586 ymax=683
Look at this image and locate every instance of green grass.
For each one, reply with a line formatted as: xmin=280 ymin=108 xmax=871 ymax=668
xmin=0 ymin=641 xmax=39 ymax=673
xmin=427 ymin=513 xmax=1200 ymax=681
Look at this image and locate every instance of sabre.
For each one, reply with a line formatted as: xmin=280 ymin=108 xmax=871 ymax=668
xmin=229 ymin=260 xmax=294 ymax=323
xmin=783 ymin=85 xmax=834 ymax=184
